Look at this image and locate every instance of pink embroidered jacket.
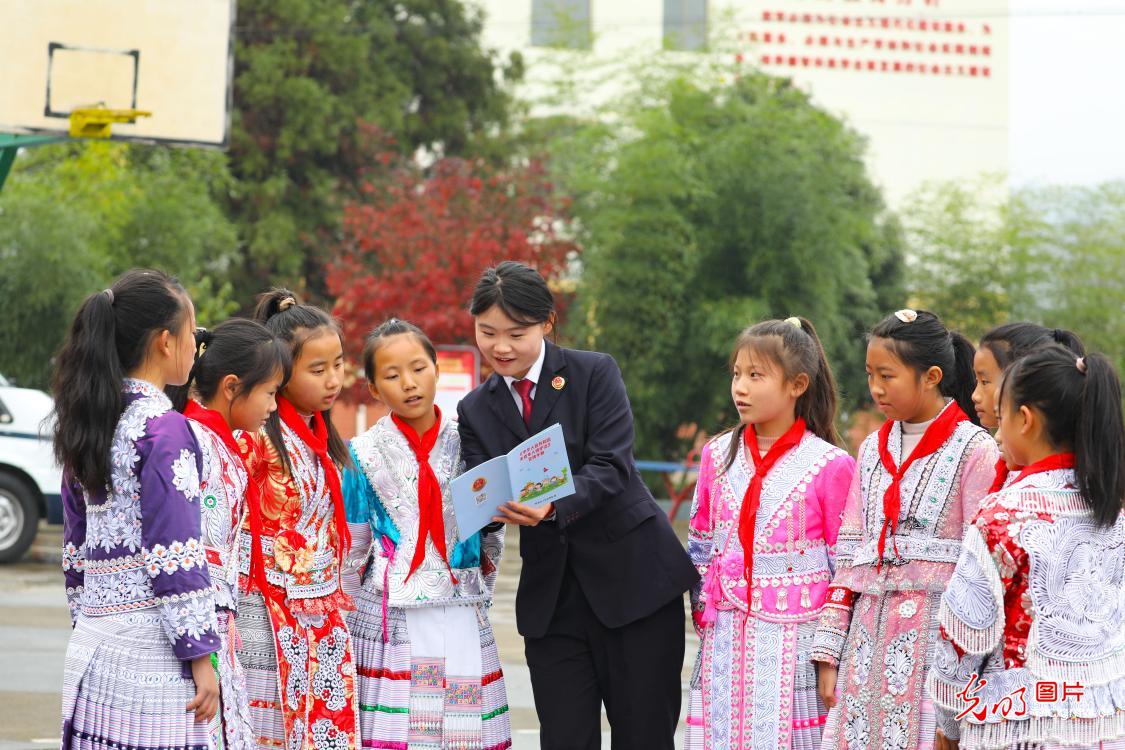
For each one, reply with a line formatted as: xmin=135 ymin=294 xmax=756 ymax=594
xmin=811 ymin=411 xmax=997 ymax=665
xmin=688 ymin=430 xmax=855 ymax=629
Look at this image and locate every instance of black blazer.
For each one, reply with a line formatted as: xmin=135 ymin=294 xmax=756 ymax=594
xmin=457 ymin=341 xmax=698 ymax=638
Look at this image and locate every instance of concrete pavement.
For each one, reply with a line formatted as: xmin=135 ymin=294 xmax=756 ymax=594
xmin=0 ymin=521 xmax=696 ymax=749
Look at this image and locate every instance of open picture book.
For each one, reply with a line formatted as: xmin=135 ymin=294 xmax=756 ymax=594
xmin=451 ymin=423 xmax=576 ymax=537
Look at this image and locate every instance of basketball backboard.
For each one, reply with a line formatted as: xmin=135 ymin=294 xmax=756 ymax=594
xmin=0 ymin=0 xmax=235 ymax=147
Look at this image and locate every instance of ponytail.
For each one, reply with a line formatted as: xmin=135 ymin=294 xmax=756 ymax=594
xmin=1051 ymin=328 xmax=1086 ymax=357
xmin=793 ymin=317 xmax=843 ymax=446
xmin=52 ymin=270 xmax=190 ymax=492
xmin=946 ymin=332 xmax=979 ymax=426
xmin=1003 ymin=347 xmax=1125 ymax=527
xmin=1075 ymin=354 xmax=1125 ymax=527
xmin=51 ymin=292 xmax=124 ymax=492
xmin=720 ymin=315 xmax=842 ymax=474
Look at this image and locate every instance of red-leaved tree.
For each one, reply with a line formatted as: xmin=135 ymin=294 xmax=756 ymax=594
xmin=327 ymin=137 xmax=578 ymax=396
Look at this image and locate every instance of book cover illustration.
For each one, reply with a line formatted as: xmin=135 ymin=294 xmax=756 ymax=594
xmin=452 ymin=423 xmax=576 ymax=537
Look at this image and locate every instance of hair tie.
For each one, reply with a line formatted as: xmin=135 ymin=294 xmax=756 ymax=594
xmin=894 ymin=309 xmax=918 ymax=324
xmin=785 ymin=316 xmax=802 ymax=330
xmin=194 ymin=327 xmax=213 ymax=354
xmin=279 ymin=297 xmax=297 ymax=311
xmin=1076 ymin=357 xmax=1087 ymax=374
xmin=103 ymin=289 xmax=115 ymax=305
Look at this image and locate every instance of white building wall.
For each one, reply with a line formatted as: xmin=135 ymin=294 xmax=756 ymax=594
xmin=475 ymin=0 xmax=1009 ymax=207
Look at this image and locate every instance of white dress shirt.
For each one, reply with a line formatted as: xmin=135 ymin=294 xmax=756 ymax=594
xmin=501 ymin=342 xmax=556 ymax=519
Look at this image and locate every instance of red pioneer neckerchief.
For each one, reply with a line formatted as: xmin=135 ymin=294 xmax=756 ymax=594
xmin=738 ymin=417 xmax=807 ymax=583
xmin=1011 ymin=452 xmax=1075 ymax=485
xmin=988 ymin=457 xmax=1011 ymax=494
xmin=276 ymin=396 xmax=351 ymax=564
xmin=391 ymin=407 xmax=457 ymax=584
xmin=183 ymin=400 xmax=273 ymax=601
xmin=876 ymin=403 xmax=969 ymax=569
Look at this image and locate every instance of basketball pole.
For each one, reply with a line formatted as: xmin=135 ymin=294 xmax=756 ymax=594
xmin=0 ymin=109 xmax=150 ymax=194
xmin=0 ymin=134 xmax=68 ymax=193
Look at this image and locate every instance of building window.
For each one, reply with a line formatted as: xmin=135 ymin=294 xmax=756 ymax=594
xmin=664 ymin=0 xmax=707 ymax=51
xmin=531 ymin=0 xmax=592 ymax=50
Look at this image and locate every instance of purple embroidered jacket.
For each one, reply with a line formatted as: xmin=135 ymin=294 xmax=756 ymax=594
xmin=62 ymin=378 xmax=220 ymax=661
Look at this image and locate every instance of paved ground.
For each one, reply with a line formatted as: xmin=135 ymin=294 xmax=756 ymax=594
xmin=0 ymin=521 xmax=697 ymax=749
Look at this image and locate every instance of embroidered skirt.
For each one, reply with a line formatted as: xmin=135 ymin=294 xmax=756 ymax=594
xmin=215 ymin=610 xmax=256 ymax=750
xmin=820 ymin=590 xmax=941 ymax=750
xmin=346 ymin=577 xmax=511 ymax=750
xmin=62 ymin=611 xmax=215 ymax=750
xmin=686 ymin=610 xmax=824 ymax=750
xmin=235 ymin=589 xmax=360 ymax=750
xmin=235 ymin=592 xmax=287 ymax=750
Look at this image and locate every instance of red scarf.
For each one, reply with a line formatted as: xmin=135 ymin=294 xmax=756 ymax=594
xmin=276 ymin=396 xmax=351 ymax=565
xmin=876 ymin=403 xmax=969 ymax=569
xmin=183 ymin=401 xmax=272 ymax=602
xmin=1012 ymin=452 xmax=1075 ymax=485
xmin=988 ymin=457 xmax=1011 ymax=494
xmin=391 ymin=407 xmax=457 ymax=584
xmin=738 ymin=418 xmax=807 ymax=583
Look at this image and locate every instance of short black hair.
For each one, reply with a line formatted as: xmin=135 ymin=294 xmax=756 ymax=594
xmin=469 ymin=261 xmax=555 ymax=326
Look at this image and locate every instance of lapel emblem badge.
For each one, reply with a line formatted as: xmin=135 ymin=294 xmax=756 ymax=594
xmin=552 ymin=376 xmax=566 ymax=391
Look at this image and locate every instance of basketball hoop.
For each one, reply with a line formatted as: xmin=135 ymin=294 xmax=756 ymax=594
xmin=69 ymin=107 xmax=153 ymax=139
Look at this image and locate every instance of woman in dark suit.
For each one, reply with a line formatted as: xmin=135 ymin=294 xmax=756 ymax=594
xmin=457 ymin=261 xmax=698 ymax=750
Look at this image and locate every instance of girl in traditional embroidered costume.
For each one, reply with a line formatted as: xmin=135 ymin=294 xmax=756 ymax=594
xmin=685 ymin=317 xmax=856 ymax=750
xmin=341 ymin=319 xmax=510 ymax=750
xmin=928 ymin=346 xmax=1125 ymax=750
xmin=177 ymin=319 xmax=292 ymax=750
xmin=812 ymin=309 xmax=999 ymax=750
xmin=971 ymin=324 xmax=1084 ymax=495
xmin=235 ymin=290 xmax=359 ymax=750
xmin=55 ymin=270 xmax=223 ymax=750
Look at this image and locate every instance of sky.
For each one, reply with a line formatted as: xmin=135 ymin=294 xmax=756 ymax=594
xmin=1009 ymin=0 xmax=1125 ymax=187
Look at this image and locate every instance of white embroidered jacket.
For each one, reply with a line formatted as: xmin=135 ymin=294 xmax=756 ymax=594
xmin=188 ymin=418 xmax=248 ymax=612
xmin=343 ymin=414 xmax=504 ymax=608
xmin=928 ymin=467 xmax=1125 ymax=749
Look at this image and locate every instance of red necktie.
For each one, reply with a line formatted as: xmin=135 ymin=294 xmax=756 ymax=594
xmin=875 ymin=403 xmax=969 ymax=570
xmin=514 ymin=379 xmax=535 ymax=427
xmin=738 ymin=418 xmax=807 ymax=583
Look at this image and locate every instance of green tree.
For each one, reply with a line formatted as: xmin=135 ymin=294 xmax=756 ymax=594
xmin=901 ymin=177 xmax=1125 ymax=373
xmin=1019 ymin=182 xmax=1125 ymax=369
xmin=0 ymin=142 xmax=239 ymax=389
xmin=230 ymin=0 xmax=524 ymax=297
xmin=901 ymin=175 xmax=1045 ymax=339
xmin=547 ymin=72 xmax=905 ymax=459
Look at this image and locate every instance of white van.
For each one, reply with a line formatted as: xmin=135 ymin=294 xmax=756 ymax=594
xmin=0 ymin=375 xmax=63 ymax=562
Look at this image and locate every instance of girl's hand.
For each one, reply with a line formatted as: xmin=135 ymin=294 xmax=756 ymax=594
xmin=816 ymin=662 xmax=839 ymax=709
xmin=935 ymin=729 xmax=959 ymax=750
xmin=187 ymin=655 xmax=220 ymax=723
xmin=493 ymin=501 xmax=554 ymax=527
